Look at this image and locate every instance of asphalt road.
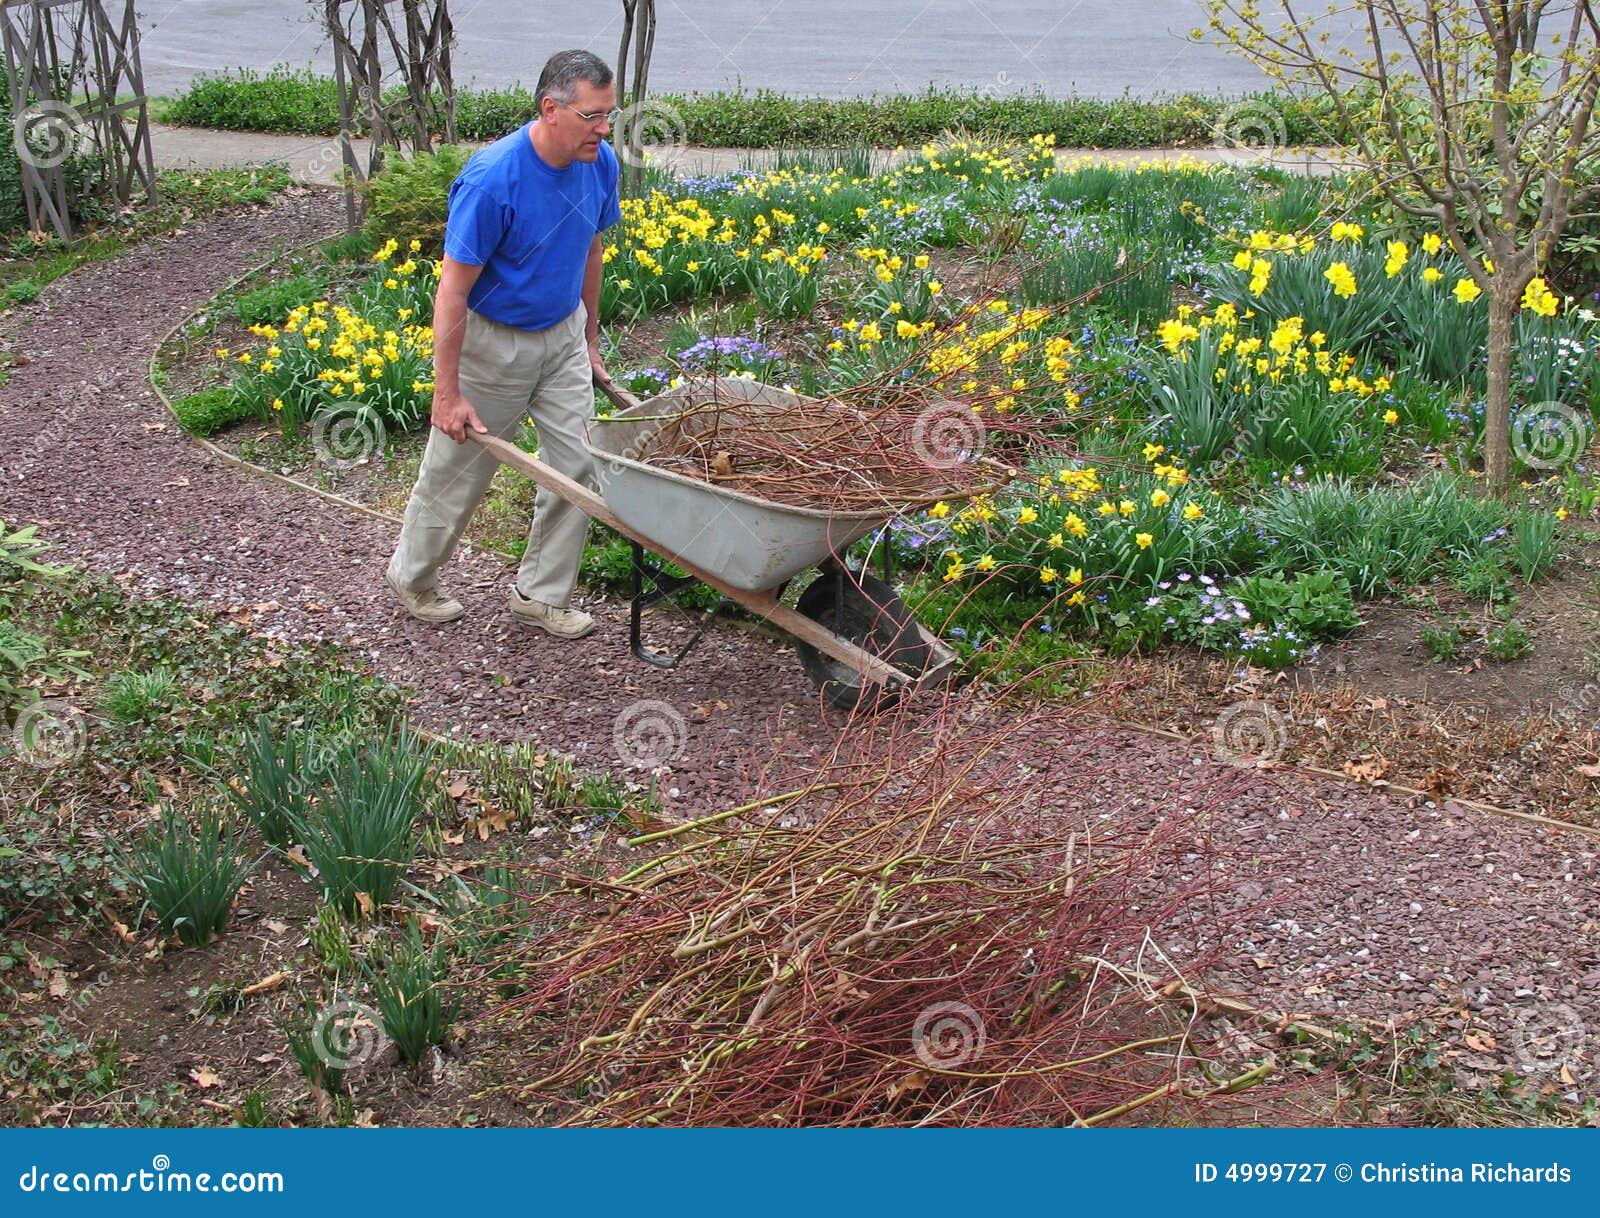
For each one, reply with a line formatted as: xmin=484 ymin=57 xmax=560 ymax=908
xmin=133 ymin=0 xmax=1292 ymax=99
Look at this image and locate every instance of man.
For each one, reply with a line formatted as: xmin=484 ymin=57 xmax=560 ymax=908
xmin=385 ymin=48 xmax=622 ymax=640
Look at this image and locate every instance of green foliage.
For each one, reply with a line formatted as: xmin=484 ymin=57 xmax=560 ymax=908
xmin=363 ymin=145 xmax=474 ymax=257
xmin=1421 ymin=620 xmax=1466 ymax=662
xmin=171 ymin=386 xmax=254 ymax=437
xmin=284 ymin=1002 xmax=343 ymax=1094
xmin=1511 ymin=509 xmax=1559 ymax=583
xmin=363 ymin=918 xmax=458 ymax=1064
xmin=284 ymin=724 xmax=431 ymax=915
xmin=165 ymin=67 xmax=343 ymax=135
xmin=1251 ymin=474 xmax=1512 ymax=596
xmin=1021 ymin=242 xmax=1173 ymax=325
xmin=101 ymin=667 xmax=180 ymax=724
xmin=1486 ymin=615 xmax=1533 ymax=661
xmin=235 ymin=274 xmax=329 ymax=327
xmin=119 ymin=803 xmax=256 ymax=946
xmin=0 ymin=522 xmax=78 ymax=724
xmin=1232 ymin=569 xmax=1361 ymax=639
xmin=164 ymin=70 xmax=1331 ymax=148
xmin=226 ymin=717 xmax=333 ymax=849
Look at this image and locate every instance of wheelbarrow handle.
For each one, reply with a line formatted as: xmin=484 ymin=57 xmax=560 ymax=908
xmin=594 ymin=372 xmax=645 ymax=414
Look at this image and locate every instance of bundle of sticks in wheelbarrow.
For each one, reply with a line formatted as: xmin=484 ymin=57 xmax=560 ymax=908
xmin=469 ymin=376 xmax=1016 ymax=709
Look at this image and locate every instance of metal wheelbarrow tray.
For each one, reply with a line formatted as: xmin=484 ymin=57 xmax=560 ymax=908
xmin=468 ymin=377 xmax=1009 ymax=707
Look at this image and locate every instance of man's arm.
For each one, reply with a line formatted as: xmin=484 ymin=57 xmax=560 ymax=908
xmin=582 ymin=234 xmax=612 ymax=386
xmin=432 ymin=255 xmax=489 ymax=444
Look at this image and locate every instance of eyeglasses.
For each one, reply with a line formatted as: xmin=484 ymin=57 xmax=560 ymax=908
xmin=560 ymin=103 xmax=623 ymax=126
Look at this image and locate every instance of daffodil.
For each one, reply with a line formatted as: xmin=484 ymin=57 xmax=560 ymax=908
xmin=1135 ymin=532 xmax=1154 ymax=549
xmin=1454 ymin=277 xmax=1482 ymax=304
xmin=1182 ymin=502 xmax=1204 ymax=521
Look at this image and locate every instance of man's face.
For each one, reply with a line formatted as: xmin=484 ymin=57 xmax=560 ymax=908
xmin=541 ymin=80 xmax=618 ymax=164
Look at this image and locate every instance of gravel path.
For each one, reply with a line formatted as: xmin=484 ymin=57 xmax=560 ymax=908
xmin=1 ymin=192 xmax=1594 ymax=1097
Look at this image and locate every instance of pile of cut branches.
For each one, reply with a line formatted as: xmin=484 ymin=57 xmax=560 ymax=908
xmin=484 ymin=689 xmax=1274 ymax=1126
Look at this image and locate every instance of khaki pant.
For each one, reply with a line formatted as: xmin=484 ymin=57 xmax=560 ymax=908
xmin=389 ymin=305 xmax=596 ymax=607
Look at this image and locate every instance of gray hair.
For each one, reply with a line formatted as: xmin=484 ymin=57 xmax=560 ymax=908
xmin=535 ymin=49 xmax=613 ymax=107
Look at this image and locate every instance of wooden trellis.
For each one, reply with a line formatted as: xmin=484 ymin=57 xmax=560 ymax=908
xmin=325 ymin=0 xmax=456 ymax=229
xmin=1 ymin=0 xmax=156 ymax=242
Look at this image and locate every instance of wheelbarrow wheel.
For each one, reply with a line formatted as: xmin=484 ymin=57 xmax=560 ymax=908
xmin=794 ymin=570 xmax=930 ymax=711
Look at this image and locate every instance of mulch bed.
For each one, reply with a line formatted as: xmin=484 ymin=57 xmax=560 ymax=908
xmin=1 ymin=188 xmax=1595 ymax=1104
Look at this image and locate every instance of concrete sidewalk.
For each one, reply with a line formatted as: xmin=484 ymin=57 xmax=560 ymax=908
xmin=149 ymin=122 xmax=1346 ymax=186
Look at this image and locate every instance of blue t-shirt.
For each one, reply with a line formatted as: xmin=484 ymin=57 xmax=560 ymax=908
xmin=443 ymin=124 xmax=622 ymax=331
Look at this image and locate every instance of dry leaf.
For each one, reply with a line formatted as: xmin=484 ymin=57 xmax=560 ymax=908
xmin=1342 ymin=755 xmax=1390 ymax=783
xmin=1464 ymin=1029 xmax=1496 ymax=1052
xmin=1251 ymin=956 xmax=1273 ymax=970
xmin=190 ymin=1066 xmax=222 ymax=1089
xmin=1575 ymin=763 xmax=1600 ymax=780
xmin=354 ymin=892 xmax=375 ymax=919
xmin=1366 ymin=697 xmax=1389 ymax=711
xmin=285 ymin=845 xmax=311 ymax=869
xmin=445 ymin=776 xmax=470 ymax=800
xmin=1561 ymin=1064 xmax=1578 ymax=1086
xmin=264 ymin=919 xmax=288 ymax=935
xmin=710 ymin=450 xmax=735 ymax=477
xmin=885 ymin=1069 xmax=931 ymax=1103
xmin=239 ymin=970 xmax=290 ymax=997
xmin=253 ymin=1053 xmax=281 ymax=1065
xmin=442 ymin=828 xmax=465 ymax=846
xmin=110 ymin=920 xmax=135 ymax=944
xmin=156 ymin=776 xmax=180 ymax=799
xmin=48 ymin=971 xmax=68 ymax=999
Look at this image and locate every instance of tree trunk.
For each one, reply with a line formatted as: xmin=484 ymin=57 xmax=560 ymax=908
xmin=1482 ymin=287 xmax=1518 ymax=489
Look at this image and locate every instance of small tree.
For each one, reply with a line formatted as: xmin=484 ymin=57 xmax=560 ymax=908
xmin=1198 ymin=1 xmax=1600 ymax=487
xmin=615 ymin=0 xmax=658 ymax=196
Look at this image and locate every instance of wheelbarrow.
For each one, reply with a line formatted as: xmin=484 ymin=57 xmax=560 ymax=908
xmin=467 ymin=376 xmax=1011 ymax=709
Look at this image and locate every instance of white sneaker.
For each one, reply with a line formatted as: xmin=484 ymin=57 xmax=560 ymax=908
xmin=509 ymin=588 xmax=595 ymax=639
xmin=386 ymin=567 xmax=465 ymax=623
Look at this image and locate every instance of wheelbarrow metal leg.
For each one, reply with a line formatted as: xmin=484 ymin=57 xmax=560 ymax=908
xmin=629 ymin=541 xmax=723 ymax=669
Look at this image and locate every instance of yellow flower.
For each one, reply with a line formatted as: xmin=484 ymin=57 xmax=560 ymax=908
xmin=384 ymin=277 xmax=398 ymax=290
xmin=270 ymin=398 xmax=284 ymax=412
xmin=928 ymin=501 xmax=950 ymax=519
xmin=1135 ymin=532 xmax=1154 ymax=549
xmin=896 ymin=319 xmax=920 ymax=340
xmin=975 ymin=554 xmax=997 ymax=572
xmin=1097 ymin=501 xmax=1117 ymax=517
xmin=1454 ymin=277 xmax=1482 ymax=304
xmin=1232 ymin=249 xmax=1253 ymax=271
xmin=1557 ymin=507 xmax=1570 ymax=520
xmin=1118 ymin=499 xmax=1135 ymax=516
xmin=928 ymin=280 xmax=943 ymax=295
xmin=1039 ymin=565 xmax=1058 ymax=584
xmin=1521 ymin=276 xmax=1560 ymax=317
xmin=1143 ymin=442 xmax=1166 ymax=461
xmin=1330 ymin=221 xmax=1364 ymax=242
xmin=1182 ymin=502 xmax=1204 ymax=521
xmin=1066 ymin=590 xmax=1087 ymax=606
xmin=914 ymin=253 xmax=930 ymax=269
xmin=1067 ymin=567 xmax=1084 ymax=585
xmin=1325 ymin=262 xmax=1357 ymax=298
xmin=408 ymin=238 xmax=422 ymax=252
xmin=858 ymin=322 xmax=882 ymax=342
xmin=1422 ymin=266 xmax=1443 ymax=284
xmin=1383 ymin=408 xmax=1399 ymax=424
xmin=943 ymin=558 xmax=966 ymax=582
xmin=1421 ymin=233 xmax=1443 ymax=255
xmin=1017 ymin=505 xmax=1039 ymax=525
xmin=1150 ymin=488 xmax=1171 ymax=508
xmin=1248 ymin=259 xmax=1272 ymax=296
xmin=214 ymin=347 xmax=230 ymax=359
xmin=1064 ymin=513 xmax=1088 ymax=537
xmin=1384 ymin=240 xmax=1408 ymax=277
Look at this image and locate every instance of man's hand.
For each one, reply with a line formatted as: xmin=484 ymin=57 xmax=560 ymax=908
xmin=432 ymin=389 xmax=488 ymax=444
xmin=588 ymin=336 xmax=613 ymax=390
